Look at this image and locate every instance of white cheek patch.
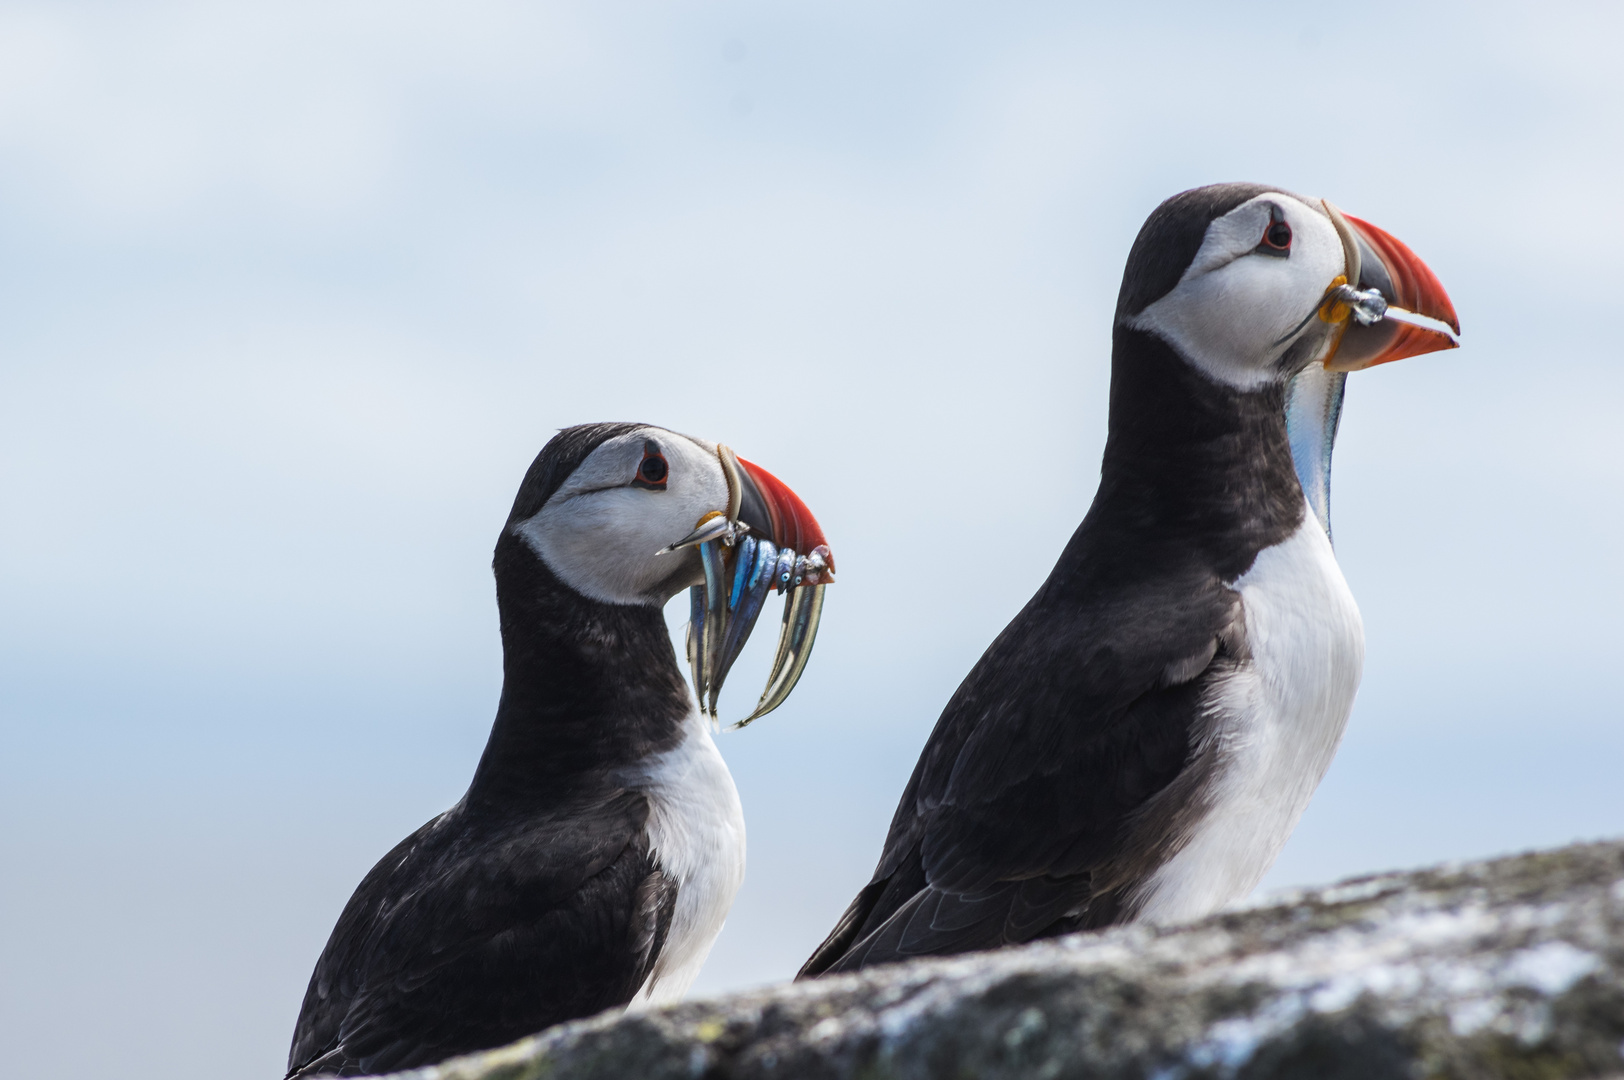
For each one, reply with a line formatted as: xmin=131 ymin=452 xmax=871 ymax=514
xmin=518 ymin=487 xmax=665 ymax=605
xmin=516 ymin=428 xmax=731 ymax=606
xmin=1129 ymin=194 xmax=1346 ymax=390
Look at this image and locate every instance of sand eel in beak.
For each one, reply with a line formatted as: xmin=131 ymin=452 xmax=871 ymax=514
xmin=800 ymin=183 xmax=1458 ymax=977
xmin=286 ymin=423 xmax=834 ymax=1078
xmin=660 ymin=444 xmax=834 ymax=727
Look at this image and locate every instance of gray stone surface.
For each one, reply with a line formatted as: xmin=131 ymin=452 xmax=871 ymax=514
xmin=381 ymin=841 xmax=1624 ymax=1080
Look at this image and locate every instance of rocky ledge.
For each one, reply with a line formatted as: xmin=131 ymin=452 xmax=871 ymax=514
xmin=386 ymin=840 xmax=1624 ymax=1080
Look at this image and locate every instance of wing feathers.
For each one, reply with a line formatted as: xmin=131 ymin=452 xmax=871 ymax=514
xmin=801 ymin=566 xmax=1245 ymax=976
xmin=287 ymin=790 xmax=670 ymax=1078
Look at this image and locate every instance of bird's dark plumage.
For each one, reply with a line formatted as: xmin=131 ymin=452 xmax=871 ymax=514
xmin=287 ymin=423 xmax=696 ymax=1078
xmin=287 ymin=793 xmax=675 ymax=1077
xmin=801 ymin=186 xmax=1313 ymax=976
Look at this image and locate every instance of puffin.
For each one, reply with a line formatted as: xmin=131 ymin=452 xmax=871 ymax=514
xmin=287 ymin=422 xmax=832 ymax=1078
xmin=801 ymin=183 xmax=1458 ymax=976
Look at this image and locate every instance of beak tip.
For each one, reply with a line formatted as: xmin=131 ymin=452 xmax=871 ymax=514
xmin=1429 ymin=300 xmax=1461 ymax=338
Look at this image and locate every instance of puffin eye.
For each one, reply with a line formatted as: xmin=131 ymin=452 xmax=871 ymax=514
xmin=1257 ymin=218 xmax=1292 ymax=255
xmin=632 ymin=442 xmax=668 ymax=490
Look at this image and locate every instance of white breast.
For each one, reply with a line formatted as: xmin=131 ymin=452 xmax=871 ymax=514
xmin=624 ymin=712 xmax=746 ymax=1007
xmin=1133 ymin=505 xmax=1364 ymax=924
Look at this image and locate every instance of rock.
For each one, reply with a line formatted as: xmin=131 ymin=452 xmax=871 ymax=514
xmin=381 ymin=840 xmax=1624 ymax=1080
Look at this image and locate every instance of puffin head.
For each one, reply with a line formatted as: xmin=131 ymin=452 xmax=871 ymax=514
xmin=1118 ymin=182 xmax=1460 ymax=535
xmin=1119 ymin=183 xmax=1458 ymax=390
xmin=506 ymin=422 xmax=832 ymax=726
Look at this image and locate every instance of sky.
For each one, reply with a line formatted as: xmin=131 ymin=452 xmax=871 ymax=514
xmin=2 ymin=2 xmax=1622 ymax=1078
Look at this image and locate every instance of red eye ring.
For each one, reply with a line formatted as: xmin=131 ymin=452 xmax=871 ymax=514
xmin=633 ymin=442 xmax=668 ymax=489
xmin=1262 ymin=220 xmax=1292 ymax=250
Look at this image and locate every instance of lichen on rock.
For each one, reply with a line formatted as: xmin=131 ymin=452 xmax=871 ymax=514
xmin=378 ymin=840 xmax=1624 ymax=1080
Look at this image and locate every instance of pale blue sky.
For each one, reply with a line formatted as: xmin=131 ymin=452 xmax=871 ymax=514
xmin=3 ymin=3 xmax=1621 ymax=1078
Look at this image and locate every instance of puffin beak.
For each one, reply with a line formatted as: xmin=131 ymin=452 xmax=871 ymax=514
xmin=1321 ymin=201 xmax=1461 ymax=372
xmin=684 ymin=446 xmax=835 ymax=729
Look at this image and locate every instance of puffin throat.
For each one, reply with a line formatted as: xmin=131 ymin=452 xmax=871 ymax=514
xmin=468 ymin=531 xmax=692 ymax=807
xmin=1097 ymin=328 xmax=1306 ymax=576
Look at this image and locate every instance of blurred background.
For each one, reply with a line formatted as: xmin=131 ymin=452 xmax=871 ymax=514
xmin=2 ymin=2 xmax=1621 ymax=1077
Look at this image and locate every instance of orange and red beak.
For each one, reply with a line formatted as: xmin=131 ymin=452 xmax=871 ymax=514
xmin=736 ymin=456 xmax=834 ymax=581
xmin=1323 ymin=205 xmax=1461 ymax=372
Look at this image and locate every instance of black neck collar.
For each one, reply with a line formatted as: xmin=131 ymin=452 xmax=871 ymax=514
xmin=1050 ymin=327 xmax=1306 ymax=591
xmin=465 ymin=530 xmax=691 ymax=809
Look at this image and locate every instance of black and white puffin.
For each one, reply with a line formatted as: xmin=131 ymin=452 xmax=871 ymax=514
xmin=286 ymin=422 xmax=832 ymax=1078
xmin=801 ymin=183 xmax=1458 ymax=975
